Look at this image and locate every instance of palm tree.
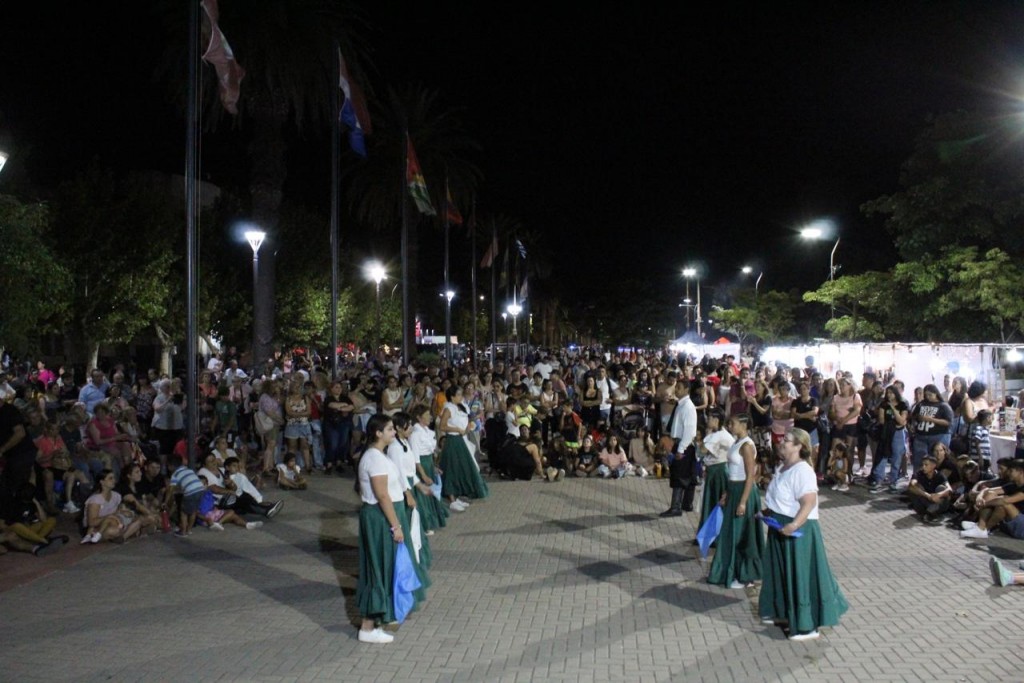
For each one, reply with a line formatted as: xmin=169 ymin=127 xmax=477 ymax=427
xmin=346 ymin=83 xmax=481 ymax=358
xmin=156 ymin=0 xmax=371 ymax=366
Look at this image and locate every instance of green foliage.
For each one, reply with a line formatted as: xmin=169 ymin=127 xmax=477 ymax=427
xmin=750 ymin=290 xmax=799 ymax=344
xmin=50 ymin=167 xmax=179 ymax=358
xmin=802 ymin=272 xmax=893 ymax=341
xmin=0 ymin=195 xmax=71 ymax=352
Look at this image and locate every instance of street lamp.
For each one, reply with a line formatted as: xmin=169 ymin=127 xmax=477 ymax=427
xmin=0 ymin=150 xmax=8 ymax=175
xmin=244 ymin=229 xmax=266 ymax=370
xmin=800 ymin=221 xmax=840 ymax=319
xmin=501 ymin=312 xmax=508 ymax=360
xmin=507 ymin=301 xmax=522 ymax=360
xmin=741 ymin=265 xmax=764 ymax=299
xmin=365 ymin=261 xmax=386 ymax=354
xmin=443 ymin=289 xmax=455 ymax=364
xmin=682 ymin=267 xmax=703 ymax=337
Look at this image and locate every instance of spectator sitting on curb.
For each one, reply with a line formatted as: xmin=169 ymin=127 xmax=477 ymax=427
xmin=0 ymin=482 xmax=68 ymax=556
xmin=196 ymin=474 xmax=263 ymax=532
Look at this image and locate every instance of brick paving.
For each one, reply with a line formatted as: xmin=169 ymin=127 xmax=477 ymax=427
xmin=1 ymin=471 xmax=1022 ymax=682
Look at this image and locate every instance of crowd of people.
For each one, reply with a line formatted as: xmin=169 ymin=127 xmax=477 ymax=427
xmin=1 ymin=343 xmax=1022 ymax=631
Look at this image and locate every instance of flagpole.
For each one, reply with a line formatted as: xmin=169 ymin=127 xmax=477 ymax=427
xmin=490 ymin=218 xmax=497 ymax=367
xmin=330 ymin=42 xmax=341 ymax=379
xmin=443 ymin=175 xmax=452 ymax=366
xmin=184 ymin=0 xmax=201 ymax=470
xmin=470 ymin=197 xmax=477 ymax=367
xmin=401 ymin=133 xmax=412 ymax=365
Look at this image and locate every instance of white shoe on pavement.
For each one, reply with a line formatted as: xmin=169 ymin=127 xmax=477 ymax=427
xmin=246 ymin=521 xmax=263 ymax=530
xmin=210 ymin=522 xmax=225 ymax=531
xmin=960 ymin=527 xmax=989 ymax=539
xmin=961 ymin=520 xmax=978 ymax=530
xmin=789 ymin=630 xmax=820 ymax=642
xmin=450 ymin=501 xmax=466 ymax=512
xmin=63 ymin=501 xmax=80 ymax=514
xmin=358 ymin=627 xmax=394 ymax=644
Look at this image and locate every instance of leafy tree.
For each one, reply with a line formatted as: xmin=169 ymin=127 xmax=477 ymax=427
xmin=711 ymin=298 xmax=758 ymax=348
xmin=0 ymin=195 xmax=71 ymax=354
xmin=802 ymin=273 xmax=892 ymax=341
xmin=50 ymin=167 xmax=178 ymax=368
xmin=862 ymin=110 xmax=1024 ymax=261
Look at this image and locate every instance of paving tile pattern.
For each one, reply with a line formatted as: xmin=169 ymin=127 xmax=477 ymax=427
xmin=0 ymin=473 xmax=1021 ymax=682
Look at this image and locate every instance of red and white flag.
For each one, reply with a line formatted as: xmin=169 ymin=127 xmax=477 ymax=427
xmin=201 ymin=0 xmax=245 ymax=115
xmin=480 ymin=233 xmax=499 ymax=268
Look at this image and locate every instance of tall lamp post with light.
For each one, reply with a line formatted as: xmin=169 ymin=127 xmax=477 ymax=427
xmin=800 ymin=221 xmax=840 ymax=319
xmin=245 ymin=230 xmax=266 ymax=372
xmin=507 ymin=301 xmax=522 ymax=360
xmin=742 ymin=265 xmax=764 ymax=301
xmin=444 ymin=290 xmax=455 ymax=364
xmin=683 ymin=266 xmax=703 ymax=337
xmin=365 ymin=261 xmax=386 ymax=355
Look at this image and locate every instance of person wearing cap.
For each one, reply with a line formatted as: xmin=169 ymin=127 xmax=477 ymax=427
xmin=907 ymin=453 xmax=952 ymax=523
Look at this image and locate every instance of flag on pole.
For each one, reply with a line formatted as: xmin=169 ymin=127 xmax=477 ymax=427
xmin=338 ymin=48 xmax=372 ymax=157
xmin=445 ymin=187 xmax=463 ymax=225
xmin=515 ymin=238 xmax=527 ymax=259
xmin=520 ymin=276 xmax=529 ymax=300
xmin=480 ymin=234 xmax=498 ymax=268
xmin=498 ymin=248 xmax=509 ymax=288
xmin=201 ymin=0 xmax=245 ymax=115
xmin=406 ymin=136 xmax=436 ymax=215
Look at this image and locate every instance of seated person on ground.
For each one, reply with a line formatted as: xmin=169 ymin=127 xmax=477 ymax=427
xmin=597 ymin=434 xmax=633 ymax=479
xmin=277 ymin=452 xmax=308 ymax=490
xmin=574 ymin=435 xmax=599 ymax=477
xmin=960 ymin=459 xmax=1024 ymax=540
xmin=0 ymin=482 xmax=67 ymax=556
xmin=908 ymin=454 xmax=952 ymax=523
xmin=82 ymin=469 xmax=144 ymax=544
xmin=196 ymin=475 xmax=263 ymax=531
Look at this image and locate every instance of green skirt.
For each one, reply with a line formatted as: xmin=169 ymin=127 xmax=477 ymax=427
xmin=698 ymin=463 xmax=729 ymax=536
xmin=439 ymin=435 xmax=490 ymax=500
xmin=707 ymin=480 xmax=764 ymax=586
xmin=758 ymin=513 xmax=848 ymax=632
xmin=406 ymin=477 xmax=434 ymax=570
xmin=356 ymin=500 xmax=429 ymax=623
xmin=418 ymin=456 xmax=450 ymax=530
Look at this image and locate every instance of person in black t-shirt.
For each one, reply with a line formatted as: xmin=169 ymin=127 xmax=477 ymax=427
xmin=0 ymin=402 xmax=36 ymax=486
xmin=908 ymin=455 xmax=952 ymax=523
xmin=960 ymin=459 xmax=1024 ymax=540
xmin=791 ymin=382 xmax=820 ymax=467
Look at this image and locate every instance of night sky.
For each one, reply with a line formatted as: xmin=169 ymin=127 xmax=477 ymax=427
xmin=3 ymin=1 xmax=1024 ymax=319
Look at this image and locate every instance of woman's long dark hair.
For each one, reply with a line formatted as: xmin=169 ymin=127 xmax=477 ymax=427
xmin=445 ymin=385 xmax=468 ymax=413
xmin=392 ymin=412 xmax=412 ymax=451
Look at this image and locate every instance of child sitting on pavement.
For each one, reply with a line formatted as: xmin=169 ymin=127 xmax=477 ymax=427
xmin=196 ymin=475 xmax=263 ymax=532
xmin=907 ymin=453 xmax=952 ymax=523
xmin=276 ymin=452 xmax=308 ymax=490
xmin=828 ymin=441 xmax=850 ymax=492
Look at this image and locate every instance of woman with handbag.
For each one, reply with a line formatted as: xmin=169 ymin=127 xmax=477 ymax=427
xmin=256 ymin=381 xmax=285 ymax=476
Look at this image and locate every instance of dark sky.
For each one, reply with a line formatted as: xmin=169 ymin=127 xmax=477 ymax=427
xmin=3 ymin=1 xmax=1024 ymax=318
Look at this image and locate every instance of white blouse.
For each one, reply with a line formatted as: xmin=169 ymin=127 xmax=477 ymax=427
xmin=386 ymin=438 xmax=419 ymax=480
xmin=726 ymin=436 xmax=754 ymax=482
xmin=410 ymin=424 xmax=436 ymax=458
xmin=703 ymin=429 xmax=736 ymax=467
xmin=765 ymin=460 xmax=819 ymax=519
xmin=358 ymin=447 xmax=406 ymax=505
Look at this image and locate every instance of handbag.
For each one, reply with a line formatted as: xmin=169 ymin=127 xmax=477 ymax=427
xmin=254 ymin=410 xmax=275 ymax=435
xmin=51 ymin=450 xmax=73 ymax=471
xmin=949 ymin=416 xmax=971 ymax=455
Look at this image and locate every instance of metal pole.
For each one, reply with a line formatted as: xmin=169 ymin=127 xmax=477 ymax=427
xmin=443 ymin=177 xmax=452 ymax=365
xmin=375 ymin=280 xmax=382 ymax=352
xmin=696 ymin=279 xmax=703 ymax=338
xmin=401 ymin=134 xmax=411 ymax=364
xmin=490 ymin=219 xmax=497 ymax=366
xmin=330 ymin=44 xmax=341 ymax=378
xmin=829 ymin=237 xmax=840 ymax=320
xmin=685 ymin=279 xmax=691 ymax=331
xmin=470 ymin=198 xmax=477 ymax=366
xmin=184 ymin=0 xmax=200 ymax=469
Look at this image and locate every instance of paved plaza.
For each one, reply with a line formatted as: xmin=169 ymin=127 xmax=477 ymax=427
xmin=1 ymin=470 xmax=1022 ymax=683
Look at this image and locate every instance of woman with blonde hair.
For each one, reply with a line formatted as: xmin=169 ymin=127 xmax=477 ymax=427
xmin=759 ymin=427 xmax=848 ymax=641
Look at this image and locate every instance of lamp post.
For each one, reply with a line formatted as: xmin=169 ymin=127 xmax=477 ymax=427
xmin=501 ymin=312 xmax=508 ymax=361
xmin=365 ymin=261 xmax=386 ymax=355
xmin=683 ymin=267 xmax=703 ymax=337
xmin=444 ymin=289 xmax=455 ymax=364
xmin=245 ymin=230 xmax=266 ymax=372
xmin=682 ymin=267 xmax=695 ymax=332
xmin=800 ymin=223 xmax=840 ymax=319
xmin=507 ymin=301 xmax=522 ymax=361
xmin=742 ymin=265 xmax=764 ymax=300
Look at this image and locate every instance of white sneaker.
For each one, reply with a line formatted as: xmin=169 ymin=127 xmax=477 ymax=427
xmin=358 ymin=627 xmax=394 ymax=644
xmin=836 ymin=483 xmax=850 ymax=492
xmin=246 ymin=521 xmax=264 ymax=530
xmin=63 ymin=501 xmax=80 ymax=514
xmin=831 ymin=483 xmax=839 ymax=491
xmin=450 ymin=501 xmax=466 ymax=512
xmin=960 ymin=527 xmax=989 ymax=539
xmin=210 ymin=522 xmax=225 ymax=531
xmin=546 ymin=467 xmax=557 ymax=482
xmin=638 ymin=467 xmax=649 ymax=478
xmin=789 ymin=630 xmax=820 ymax=642
xmin=728 ymin=580 xmax=746 ymax=589
xmin=960 ymin=520 xmax=978 ymax=530
xmin=557 ymin=468 xmax=565 ymax=481
xmin=458 ymin=498 xmax=471 ymax=506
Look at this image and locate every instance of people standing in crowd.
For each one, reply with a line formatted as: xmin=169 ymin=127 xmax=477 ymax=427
xmin=437 ymin=386 xmax=489 ymax=511
xmin=323 ymin=379 xmax=354 ymax=475
xmin=759 ymin=427 xmax=848 ymax=641
xmin=869 ymin=385 xmax=909 ymax=493
xmin=698 ymin=409 xmax=735 ymax=533
xmin=831 ymin=377 xmax=863 ymax=480
xmin=909 ymin=384 xmax=953 ymax=473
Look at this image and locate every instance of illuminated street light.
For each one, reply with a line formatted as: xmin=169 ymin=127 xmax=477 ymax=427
xmin=244 ymin=229 xmax=266 ymax=368
xmin=0 ymin=150 xmax=8 ymax=175
xmin=682 ymin=267 xmax=703 ymax=337
xmin=364 ymin=261 xmax=387 ymax=353
xmin=800 ymin=220 xmax=840 ymax=319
